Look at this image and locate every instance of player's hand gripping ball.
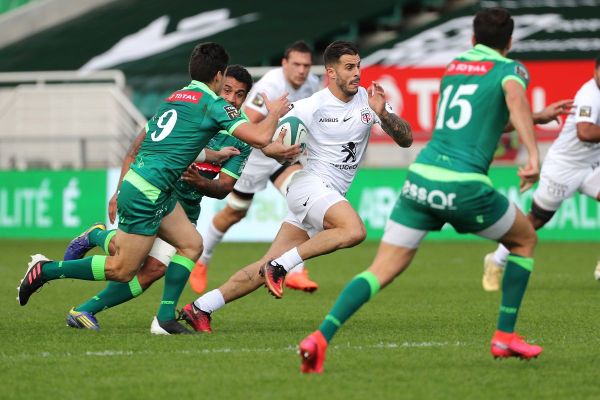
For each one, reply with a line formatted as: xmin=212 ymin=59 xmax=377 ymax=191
xmin=272 ymin=115 xmax=308 ymax=164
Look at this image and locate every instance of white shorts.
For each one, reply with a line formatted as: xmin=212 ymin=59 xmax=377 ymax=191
xmin=283 ymin=170 xmax=346 ymax=237
xmin=533 ymin=158 xmax=600 ymax=211
xmin=233 ymin=149 xmax=283 ymax=194
xmin=148 ymin=238 xmax=176 ymax=266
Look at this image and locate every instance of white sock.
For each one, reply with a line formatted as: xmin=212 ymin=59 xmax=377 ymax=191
xmin=287 ymin=262 xmax=304 ymax=275
xmin=493 ymin=244 xmax=510 ymax=268
xmin=199 ymin=221 xmax=224 ymax=265
xmin=274 ymin=247 xmax=303 ymax=272
xmin=194 ymin=289 xmax=225 ymax=314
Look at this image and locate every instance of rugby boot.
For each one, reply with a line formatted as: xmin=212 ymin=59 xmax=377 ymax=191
xmin=260 ymin=260 xmax=287 ymax=299
xmin=482 ymin=252 xmax=504 ymax=292
xmin=179 ymin=303 xmax=212 ymax=333
xmin=66 ymin=308 xmax=100 ymax=331
xmin=64 ymin=222 xmax=106 ymax=260
xmin=490 ymin=330 xmax=543 ymax=359
xmin=299 ymin=330 xmax=328 ymax=374
xmin=285 ymin=269 xmax=319 ymax=293
xmin=188 ymin=260 xmax=208 ymax=294
xmin=17 ymin=254 xmax=51 ymax=306
xmin=150 ymin=316 xmax=193 ymax=335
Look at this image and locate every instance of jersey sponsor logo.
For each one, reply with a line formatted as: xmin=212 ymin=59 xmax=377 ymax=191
xmin=515 ymin=64 xmax=529 ymax=81
xmin=166 ymin=90 xmax=202 ymax=103
xmin=401 ymin=180 xmax=457 ymax=210
xmin=341 ymin=142 xmax=357 ymax=163
xmin=252 ymin=94 xmax=264 ymax=107
xmin=224 ymin=105 xmax=240 ymax=119
xmin=579 ymin=105 xmax=592 ymax=117
xmin=360 ymin=109 xmax=373 ymax=124
xmin=330 ymin=163 xmax=358 ymax=170
xmin=445 ymin=61 xmax=494 ymax=76
xmin=319 ymin=117 xmax=339 ymax=123
xmin=343 ymin=116 xmax=352 ymax=122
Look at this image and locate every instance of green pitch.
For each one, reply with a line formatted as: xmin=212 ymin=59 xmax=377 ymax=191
xmin=2 ymin=240 xmax=600 ymax=399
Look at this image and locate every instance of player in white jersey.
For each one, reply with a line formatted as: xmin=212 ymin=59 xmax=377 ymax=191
xmin=178 ymin=41 xmax=413 ymax=333
xmin=483 ymin=56 xmax=600 ymax=291
xmin=190 ymin=41 xmax=322 ymax=294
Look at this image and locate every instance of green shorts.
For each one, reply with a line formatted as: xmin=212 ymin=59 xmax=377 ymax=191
xmin=389 ymin=164 xmax=510 ymax=234
xmin=178 ymin=199 xmax=200 ymax=225
xmin=117 ymin=170 xmax=178 ymax=235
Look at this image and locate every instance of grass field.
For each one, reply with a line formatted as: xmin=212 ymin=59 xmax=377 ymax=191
xmin=2 ymin=239 xmax=600 ymax=399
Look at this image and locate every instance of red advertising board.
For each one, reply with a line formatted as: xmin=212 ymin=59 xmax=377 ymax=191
xmin=362 ymin=60 xmax=595 ymax=142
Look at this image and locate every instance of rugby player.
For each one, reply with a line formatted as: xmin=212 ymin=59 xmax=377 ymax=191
xmin=191 ymin=41 xmax=321 ymax=294
xmin=179 ymin=41 xmax=413 ymax=333
xmin=483 ymin=56 xmax=600 ymax=290
xmin=62 ymin=65 xmax=254 ymax=332
xmin=17 ymin=43 xmax=290 ymax=335
xmin=299 ymin=8 xmax=545 ymax=373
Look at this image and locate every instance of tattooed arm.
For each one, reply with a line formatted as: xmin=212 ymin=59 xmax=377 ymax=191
xmin=379 ymin=109 xmax=413 ymax=148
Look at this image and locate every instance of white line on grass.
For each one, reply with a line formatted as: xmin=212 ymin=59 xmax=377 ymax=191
xmin=1 ymin=341 xmax=466 ymax=360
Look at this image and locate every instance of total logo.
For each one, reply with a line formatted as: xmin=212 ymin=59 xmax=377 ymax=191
xmin=401 ymin=180 xmax=457 ymax=210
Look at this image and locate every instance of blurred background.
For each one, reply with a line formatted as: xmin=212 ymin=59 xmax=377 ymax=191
xmin=0 ymin=0 xmax=598 ymax=242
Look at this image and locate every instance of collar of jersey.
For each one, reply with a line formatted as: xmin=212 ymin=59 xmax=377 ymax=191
xmin=186 ymin=80 xmax=218 ymax=99
xmin=462 ymin=44 xmax=510 ymax=62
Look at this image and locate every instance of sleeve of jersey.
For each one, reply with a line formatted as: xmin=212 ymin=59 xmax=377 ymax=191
xmin=221 ymin=148 xmax=250 ymax=179
xmin=501 ymin=61 xmax=530 ymax=90
xmin=243 ymin=81 xmax=278 ymax=116
xmin=574 ymin=86 xmax=599 ymax=124
xmin=211 ymin=98 xmax=248 ymax=136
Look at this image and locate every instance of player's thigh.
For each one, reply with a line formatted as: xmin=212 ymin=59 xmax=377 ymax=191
xmin=534 ymin=159 xmax=587 ymax=211
xmin=580 ymin=166 xmax=600 ymax=201
xmin=110 ymin=229 xmax=156 ymax=274
xmin=272 ymin=162 xmax=302 ymax=195
xmin=321 ymin=200 xmax=364 ymax=234
xmin=158 ymin=202 xmax=202 ymax=257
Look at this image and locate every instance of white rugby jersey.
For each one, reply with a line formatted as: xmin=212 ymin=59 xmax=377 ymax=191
xmin=547 ymin=78 xmax=600 ymax=167
xmin=243 ymin=67 xmax=320 ymax=116
xmin=288 ymin=87 xmax=381 ymax=195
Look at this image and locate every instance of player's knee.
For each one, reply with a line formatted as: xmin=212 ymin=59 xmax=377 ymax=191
xmin=340 ymin=224 xmax=367 ymax=248
xmin=138 ymin=260 xmax=166 ymax=289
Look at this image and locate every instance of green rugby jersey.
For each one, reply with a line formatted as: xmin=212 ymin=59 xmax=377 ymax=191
xmin=174 ymin=128 xmax=251 ymax=206
xmin=416 ymin=44 xmax=530 ymax=174
xmin=131 ymin=80 xmax=247 ymax=191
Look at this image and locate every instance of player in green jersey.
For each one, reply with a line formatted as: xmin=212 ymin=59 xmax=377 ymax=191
xmin=18 ymin=43 xmax=291 ymax=335
xmin=62 ymin=65 xmax=255 ymax=331
xmin=299 ymin=8 xmax=546 ymax=373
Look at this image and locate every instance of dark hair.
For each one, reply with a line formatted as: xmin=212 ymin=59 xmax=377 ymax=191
xmin=473 ymin=7 xmax=514 ymax=50
xmin=596 ymin=56 xmax=600 ymax=68
xmin=188 ymin=42 xmax=229 ymax=82
xmin=323 ymin=41 xmax=359 ymax=66
xmin=225 ymin=64 xmax=253 ymax=93
xmin=284 ymin=40 xmax=312 ymax=59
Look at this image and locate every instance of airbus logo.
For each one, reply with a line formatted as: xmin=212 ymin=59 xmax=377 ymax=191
xmin=319 ymin=117 xmax=339 ymax=123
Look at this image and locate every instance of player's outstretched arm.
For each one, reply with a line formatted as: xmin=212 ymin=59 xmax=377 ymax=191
xmin=181 ymin=165 xmax=236 ymax=199
xmin=108 ymin=128 xmax=146 ymax=223
xmin=504 ymin=80 xmax=540 ymax=192
xmin=232 ymin=93 xmax=290 ymax=148
xmin=503 ymin=99 xmax=573 ymax=132
xmin=368 ymin=82 xmax=412 ymax=148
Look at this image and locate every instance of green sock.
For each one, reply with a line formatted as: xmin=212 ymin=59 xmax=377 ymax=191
xmin=42 ymin=255 xmax=107 ymax=281
xmin=89 ymin=229 xmax=116 ymax=254
xmin=318 ymin=271 xmax=381 ymax=342
xmin=75 ymin=276 xmax=144 ymax=314
xmin=497 ymin=254 xmax=533 ymax=333
xmin=156 ymin=255 xmax=195 ymax=321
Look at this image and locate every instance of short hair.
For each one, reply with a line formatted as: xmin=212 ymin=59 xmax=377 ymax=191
xmin=188 ymin=42 xmax=229 ymax=83
xmin=323 ymin=41 xmax=359 ymax=66
xmin=473 ymin=7 xmax=514 ymax=50
xmin=596 ymin=55 xmax=600 ymax=68
xmin=284 ymin=40 xmax=312 ymax=59
xmin=225 ymin=64 xmax=253 ymax=93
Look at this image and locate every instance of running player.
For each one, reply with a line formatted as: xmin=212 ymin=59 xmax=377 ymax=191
xmin=17 ymin=43 xmax=290 ymax=335
xmin=62 ymin=65 xmax=254 ymax=331
xmin=483 ymin=56 xmax=600 ymax=290
xmin=179 ymin=41 xmax=413 ymax=333
xmin=299 ymin=8 xmax=544 ymax=373
xmin=191 ymin=41 xmax=321 ymax=294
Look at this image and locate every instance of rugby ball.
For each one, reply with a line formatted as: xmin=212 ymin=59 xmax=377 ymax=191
xmin=272 ymin=116 xmax=308 ymax=152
